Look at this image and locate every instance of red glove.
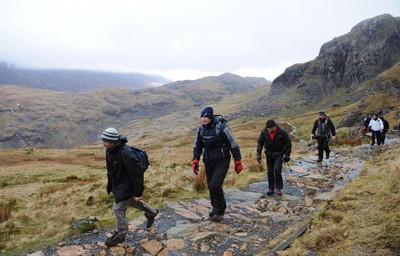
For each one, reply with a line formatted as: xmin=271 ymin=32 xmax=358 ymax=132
xmin=234 ymin=160 xmax=243 ymax=174
xmin=192 ymin=159 xmax=199 ymax=175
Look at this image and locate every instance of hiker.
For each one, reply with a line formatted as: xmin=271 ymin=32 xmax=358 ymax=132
xmin=369 ymin=114 xmax=384 ymax=145
xmin=256 ymin=120 xmax=292 ymax=195
xmin=378 ymin=112 xmax=390 ymax=145
xmin=311 ymin=111 xmax=336 ymax=162
xmin=192 ymin=107 xmax=243 ymax=221
xmin=362 ymin=113 xmax=372 ymax=134
xmin=102 ymin=127 xmax=158 ymax=247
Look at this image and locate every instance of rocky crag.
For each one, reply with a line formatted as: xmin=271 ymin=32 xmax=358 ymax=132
xmin=25 ymin=137 xmax=399 ymax=256
xmin=248 ymin=14 xmax=400 ymax=116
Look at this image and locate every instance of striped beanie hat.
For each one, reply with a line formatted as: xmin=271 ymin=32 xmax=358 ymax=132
xmin=102 ymin=127 xmax=119 ymax=142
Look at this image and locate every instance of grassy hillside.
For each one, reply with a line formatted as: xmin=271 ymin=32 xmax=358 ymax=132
xmin=282 ymin=144 xmax=400 ymax=256
xmin=1 ymin=81 xmax=399 ymax=254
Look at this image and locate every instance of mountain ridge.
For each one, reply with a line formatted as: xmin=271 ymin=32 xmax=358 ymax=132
xmin=0 ymin=62 xmax=171 ymax=92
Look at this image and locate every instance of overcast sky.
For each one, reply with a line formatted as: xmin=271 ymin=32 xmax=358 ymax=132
xmin=0 ymin=0 xmax=399 ymax=82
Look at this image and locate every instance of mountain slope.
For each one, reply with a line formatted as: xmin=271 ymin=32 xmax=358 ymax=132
xmin=248 ymin=14 xmax=400 ymax=117
xmin=0 ymin=73 xmax=268 ymax=149
xmin=0 ymin=62 xmax=170 ymax=92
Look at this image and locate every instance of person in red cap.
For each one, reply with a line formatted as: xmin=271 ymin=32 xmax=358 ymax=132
xmin=257 ymin=120 xmax=292 ymax=195
xmin=192 ymin=107 xmax=243 ymax=221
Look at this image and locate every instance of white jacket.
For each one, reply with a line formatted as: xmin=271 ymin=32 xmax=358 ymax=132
xmin=369 ymin=118 xmax=384 ymax=131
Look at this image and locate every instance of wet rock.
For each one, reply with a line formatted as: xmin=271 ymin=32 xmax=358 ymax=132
xmin=166 ymin=220 xmax=199 ymax=238
xmin=57 ymin=245 xmax=87 ymax=256
xmin=27 ymin=252 xmax=45 ymax=256
xmin=141 ymin=239 xmax=163 ymax=255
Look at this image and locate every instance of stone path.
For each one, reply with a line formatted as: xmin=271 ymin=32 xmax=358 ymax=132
xmin=28 ymin=141 xmax=393 ymax=256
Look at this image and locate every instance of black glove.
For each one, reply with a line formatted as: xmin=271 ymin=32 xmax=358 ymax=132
xmin=283 ymin=156 xmax=290 ymax=163
xmin=256 ymin=153 xmax=261 ymax=163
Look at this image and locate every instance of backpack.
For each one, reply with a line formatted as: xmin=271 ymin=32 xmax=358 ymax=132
xmin=317 ymin=117 xmax=331 ymax=136
xmin=199 ymin=115 xmax=227 ymax=138
xmin=122 ymin=145 xmax=150 ymax=172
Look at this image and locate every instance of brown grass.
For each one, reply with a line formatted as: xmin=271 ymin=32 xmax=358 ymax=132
xmin=286 ymin=144 xmax=400 ymax=256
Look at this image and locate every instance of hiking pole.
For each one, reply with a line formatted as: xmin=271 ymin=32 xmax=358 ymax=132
xmin=286 ymin=161 xmax=293 ymax=172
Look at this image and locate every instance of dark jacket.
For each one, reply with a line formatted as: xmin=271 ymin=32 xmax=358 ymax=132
xmin=382 ymin=118 xmax=389 ymax=132
xmin=106 ymin=136 xmax=144 ymax=203
xmin=312 ymin=118 xmax=336 ymax=138
xmin=257 ymin=126 xmax=291 ymax=157
xmin=193 ymin=120 xmax=241 ymax=165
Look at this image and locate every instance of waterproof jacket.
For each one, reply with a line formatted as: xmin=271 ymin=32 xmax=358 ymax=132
xmin=193 ymin=120 xmax=241 ymax=165
xmin=257 ymin=126 xmax=292 ymax=157
xmin=368 ymin=118 xmax=384 ymax=132
xmin=382 ymin=118 xmax=389 ymax=132
xmin=106 ymin=136 xmax=144 ymax=203
xmin=312 ymin=118 xmax=336 ymax=138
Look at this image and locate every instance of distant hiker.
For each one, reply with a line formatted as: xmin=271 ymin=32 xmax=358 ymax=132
xmin=256 ymin=120 xmax=292 ymax=195
xmin=378 ymin=112 xmax=389 ymax=145
xmin=368 ymin=114 xmax=383 ymax=146
xmin=311 ymin=111 xmax=336 ymax=162
xmin=102 ymin=127 xmax=158 ymax=247
xmin=362 ymin=113 xmax=372 ymax=134
xmin=192 ymin=107 xmax=243 ymax=222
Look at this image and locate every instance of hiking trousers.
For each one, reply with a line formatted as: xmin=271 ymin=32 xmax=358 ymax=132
xmin=205 ymin=157 xmax=230 ymax=215
xmin=114 ymin=197 xmax=157 ymax=237
xmin=266 ymin=153 xmax=284 ymax=190
xmin=371 ymin=130 xmax=382 ymax=145
xmin=317 ymin=136 xmax=330 ymax=159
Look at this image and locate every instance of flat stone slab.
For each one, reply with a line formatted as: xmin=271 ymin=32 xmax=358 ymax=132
xmin=164 ymin=201 xmax=202 ymax=220
xmin=225 ymin=189 xmax=264 ymax=206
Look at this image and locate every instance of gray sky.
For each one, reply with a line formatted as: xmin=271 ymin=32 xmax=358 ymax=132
xmin=1 ymin=0 xmax=399 ymax=82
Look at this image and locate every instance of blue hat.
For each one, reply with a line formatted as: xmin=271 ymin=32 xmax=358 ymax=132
xmin=201 ymin=107 xmax=214 ymax=119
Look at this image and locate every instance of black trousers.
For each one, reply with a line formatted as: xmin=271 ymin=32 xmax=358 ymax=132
xmin=317 ymin=137 xmax=330 ymax=159
xmin=381 ymin=131 xmax=387 ymax=145
xmin=266 ymin=153 xmax=283 ymax=190
xmin=371 ymin=130 xmax=382 ymax=145
xmin=205 ymin=158 xmax=230 ymax=215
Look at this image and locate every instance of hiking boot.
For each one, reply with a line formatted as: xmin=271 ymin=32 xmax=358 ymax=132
xmin=266 ymin=189 xmax=274 ymax=195
xmin=209 ymin=210 xmax=217 ymax=218
xmin=209 ymin=214 xmax=223 ymax=222
xmin=326 ymin=151 xmax=330 ymax=159
xmin=276 ymin=189 xmax=283 ymax=195
xmin=145 ymin=210 xmax=159 ymax=228
xmin=105 ymin=234 xmax=125 ymax=247
xmin=317 ymin=158 xmax=322 ymax=162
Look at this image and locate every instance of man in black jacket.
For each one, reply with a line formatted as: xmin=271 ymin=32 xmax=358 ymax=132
xmin=257 ymin=120 xmax=292 ymax=195
xmin=378 ymin=112 xmax=390 ymax=145
xmin=192 ymin=107 xmax=243 ymax=221
xmin=311 ymin=111 xmax=336 ymax=162
xmin=102 ymin=127 xmax=158 ymax=247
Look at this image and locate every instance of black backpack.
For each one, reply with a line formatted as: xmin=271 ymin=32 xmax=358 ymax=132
xmin=122 ymin=145 xmax=150 ymax=172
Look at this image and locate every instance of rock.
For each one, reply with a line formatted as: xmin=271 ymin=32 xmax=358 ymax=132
xmin=27 ymin=252 xmax=45 ymax=256
xmin=166 ymin=220 xmax=199 ymax=239
xmin=141 ymin=240 xmax=163 ymax=256
xmin=305 ymin=197 xmax=314 ymax=207
xmin=191 ymin=232 xmax=218 ymax=243
xmin=223 ymin=250 xmax=233 ymax=256
xmin=164 ymin=238 xmax=185 ymax=250
xmin=57 ymin=245 xmax=87 ymax=256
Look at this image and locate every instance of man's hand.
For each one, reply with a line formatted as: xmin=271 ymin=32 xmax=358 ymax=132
xmin=192 ymin=159 xmax=199 ymax=175
xmin=283 ymin=155 xmax=290 ymax=163
xmin=331 ymin=136 xmax=336 ymax=140
xmin=256 ymin=153 xmax=261 ymax=163
xmin=235 ymin=160 xmax=243 ymax=174
xmin=311 ymin=134 xmax=316 ymax=139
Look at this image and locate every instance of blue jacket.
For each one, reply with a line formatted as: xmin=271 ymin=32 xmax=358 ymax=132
xmin=193 ymin=120 xmax=241 ymax=165
xmin=106 ymin=136 xmax=144 ymax=203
